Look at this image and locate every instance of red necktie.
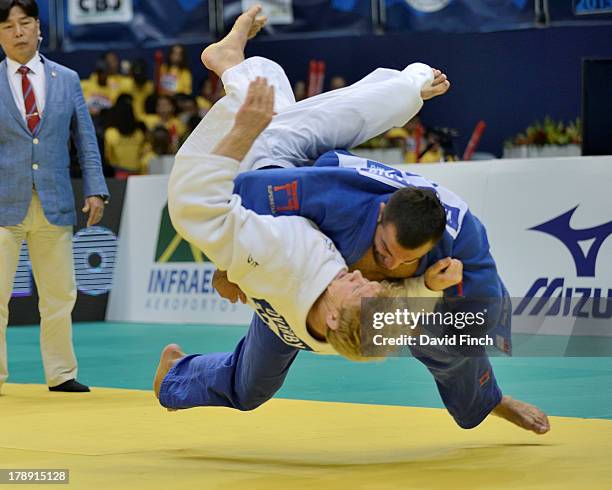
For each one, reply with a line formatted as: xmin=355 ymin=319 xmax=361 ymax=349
xmin=18 ymin=66 xmax=41 ymax=134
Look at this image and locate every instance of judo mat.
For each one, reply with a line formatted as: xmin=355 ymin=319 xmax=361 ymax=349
xmin=2 ymin=322 xmax=612 ymax=490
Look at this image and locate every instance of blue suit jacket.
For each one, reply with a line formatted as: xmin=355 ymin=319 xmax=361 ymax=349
xmin=0 ymin=55 xmax=108 ymax=226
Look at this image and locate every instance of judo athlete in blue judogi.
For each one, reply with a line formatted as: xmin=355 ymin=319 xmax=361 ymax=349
xmin=155 ymin=5 xmax=550 ymax=435
xmin=232 ymin=151 xmax=513 ymax=429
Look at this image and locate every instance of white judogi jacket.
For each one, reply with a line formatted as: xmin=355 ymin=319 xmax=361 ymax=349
xmin=169 ymin=145 xmax=440 ymax=353
xmin=168 ymin=56 xmax=440 ymax=353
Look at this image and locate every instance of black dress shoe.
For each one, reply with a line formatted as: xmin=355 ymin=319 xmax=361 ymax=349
xmin=48 ymin=379 xmax=90 ymax=392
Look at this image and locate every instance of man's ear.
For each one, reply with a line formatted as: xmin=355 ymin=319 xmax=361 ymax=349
xmin=326 ymin=312 xmax=340 ymax=331
xmin=378 ymin=202 xmax=386 ymax=222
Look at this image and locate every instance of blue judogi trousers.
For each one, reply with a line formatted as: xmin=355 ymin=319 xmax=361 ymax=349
xmin=159 ymin=315 xmax=502 ymax=428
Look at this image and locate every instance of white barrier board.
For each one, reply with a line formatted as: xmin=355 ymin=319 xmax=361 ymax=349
xmin=106 ymin=176 xmax=252 ymax=325
xmin=108 ymin=157 xmax=612 ymax=333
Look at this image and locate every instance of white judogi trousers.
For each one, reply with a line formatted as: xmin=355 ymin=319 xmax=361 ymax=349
xmin=179 ymin=56 xmax=433 ymax=172
xmin=0 ymin=191 xmax=78 ymax=390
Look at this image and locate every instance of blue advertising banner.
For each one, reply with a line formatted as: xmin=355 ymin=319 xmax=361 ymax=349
xmin=33 ymin=1 xmax=612 ymax=53
xmin=222 ymin=0 xmax=372 ymax=37
xmin=61 ymin=0 xmax=212 ymax=51
xmin=383 ymin=0 xmax=536 ymax=33
xmin=547 ymin=0 xmax=612 ymax=25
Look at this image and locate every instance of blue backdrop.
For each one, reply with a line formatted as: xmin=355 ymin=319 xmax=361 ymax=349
xmin=384 ymin=0 xmax=536 ymax=33
xmin=60 ymin=0 xmax=212 ymax=50
xmin=11 ymin=1 xmax=612 ymax=157
xmin=26 ymin=1 xmax=612 ymax=51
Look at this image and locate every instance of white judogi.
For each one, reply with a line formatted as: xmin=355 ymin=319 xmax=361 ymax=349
xmin=169 ymin=153 xmax=439 ymax=353
xmin=179 ymin=56 xmax=435 ymax=172
xmin=169 ymin=57 xmax=440 ymax=353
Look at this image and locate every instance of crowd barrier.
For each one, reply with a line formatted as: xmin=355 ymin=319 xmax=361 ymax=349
xmin=105 ymin=156 xmax=612 ymax=336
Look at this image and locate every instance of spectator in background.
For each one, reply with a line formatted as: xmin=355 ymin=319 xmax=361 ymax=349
xmin=175 ymin=93 xmax=200 ymax=125
xmin=103 ymin=50 xmax=120 ymax=76
xmin=386 ymin=116 xmax=425 ymax=163
xmin=86 ymin=51 xmax=130 ymax=98
xmin=81 ymin=59 xmax=116 ymax=116
xmin=196 ymin=77 xmax=214 ymax=112
xmin=329 ymin=75 xmax=346 ymax=91
xmin=141 ymin=126 xmax=173 ymax=173
xmin=179 ymin=113 xmax=202 ymax=148
xmin=159 ymin=44 xmax=192 ymax=96
xmin=198 ymin=76 xmax=225 ymax=108
xmin=0 ymin=0 xmax=108 ymax=394
xmin=144 ymin=92 xmax=158 ymax=117
xmin=293 ymin=80 xmax=306 ymax=101
xmin=104 ymin=94 xmax=147 ymax=179
xmin=128 ymin=59 xmax=154 ymax=120
xmin=386 ymin=116 xmax=448 ymax=163
xmin=143 ymin=95 xmax=186 ymax=152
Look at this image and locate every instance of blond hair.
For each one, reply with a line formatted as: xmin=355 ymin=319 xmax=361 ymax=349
xmin=326 ymin=281 xmax=401 ymax=361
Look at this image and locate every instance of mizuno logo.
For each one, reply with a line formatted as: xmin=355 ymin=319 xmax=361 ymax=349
xmin=529 ymin=206 xmax=612 ymax=277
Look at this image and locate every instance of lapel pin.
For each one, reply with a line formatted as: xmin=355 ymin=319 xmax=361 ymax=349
xmin=51 ymin=71 xmax=57 ymax=78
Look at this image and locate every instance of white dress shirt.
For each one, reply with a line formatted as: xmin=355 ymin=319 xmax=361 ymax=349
xmin=6 ymin=52 xmax=46 ymax=123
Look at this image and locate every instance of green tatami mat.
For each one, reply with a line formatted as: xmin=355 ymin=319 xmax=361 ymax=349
xmin=6 ymin=322 xmax=612 ymax=419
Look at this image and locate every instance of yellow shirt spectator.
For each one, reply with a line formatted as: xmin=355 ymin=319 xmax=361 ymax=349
xmin=159 ymin=65 xmax=192 ymax=96
xmin=143 ymin=114 xmax=186 ymax=151
xmin=159 ymin=44 xmax=193 ymax=95
xmin=125 ymin=79 xmax=155 ymax=120
xmin=81 ymin=76 xmax=117 ymax=114
xmin=104 ymin=127 xmax=147 ymax=174
xmin=196 ymin=95 xmax=212 ymax=113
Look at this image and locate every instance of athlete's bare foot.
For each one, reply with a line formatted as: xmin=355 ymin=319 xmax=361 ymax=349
xmin=201 ymin=4 xmax=267 ymax=77
xmin=491 ymin=395 xmax=551 ymax=434
xmin=421 ymin=69 xmax=451 ymax=100
xmin=153 ymin=343 xmax=186 ymax=399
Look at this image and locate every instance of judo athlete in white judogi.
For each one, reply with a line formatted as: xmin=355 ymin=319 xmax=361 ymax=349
xmin=153 ymin=6 xmax=462 ymax=412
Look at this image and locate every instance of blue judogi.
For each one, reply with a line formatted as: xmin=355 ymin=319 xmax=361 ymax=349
xmin=234 ymin=151 xmax=511 ymax=345
xmin=160 ymin=152 xmax=506 ymax=428
xmin=160 ymin=315 xmax=298 ymax=411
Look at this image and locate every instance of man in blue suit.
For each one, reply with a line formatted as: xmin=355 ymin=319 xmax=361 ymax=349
xmin=0 ymin=0 xmax=109 ymax=393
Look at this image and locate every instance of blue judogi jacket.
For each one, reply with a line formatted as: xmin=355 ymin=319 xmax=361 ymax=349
xmin=233 ymin=151 xmax=511 ymax=353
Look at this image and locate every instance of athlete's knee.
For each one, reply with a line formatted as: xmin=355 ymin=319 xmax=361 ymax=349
xmin=234 ymin=381 xmax=280 ymax=411
xmin=452 ymin=414 xmax=484 ymax=430
xmin=234 ymin=392 xmax=272 ymax=411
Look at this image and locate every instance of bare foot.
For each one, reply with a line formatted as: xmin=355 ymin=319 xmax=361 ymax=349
xmin=422 ymin=69 xmax=451 ymax=100
xmin=201 ymin=4 xmax=267 ymax=77
xmin=491 ymin=395 xmax=551 ymax=434
xmin=153 ymin=343 xmax=186 ymax=399
xmin=247 ymin=14 xmax=267 ymax=39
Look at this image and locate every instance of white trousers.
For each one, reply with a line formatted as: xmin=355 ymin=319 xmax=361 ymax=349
xmin=0 ymin=192 xmax=78 ymax=389
xmin=179 ymin=56 xmax=433 ymax=172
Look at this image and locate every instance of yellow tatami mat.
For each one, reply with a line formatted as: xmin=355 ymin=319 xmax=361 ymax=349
xmin=1 ymin=384 xmax=611 ymax=490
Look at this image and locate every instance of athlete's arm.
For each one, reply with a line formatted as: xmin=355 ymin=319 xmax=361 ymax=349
xmin=384 ymin=257 xmax=462 ymax=297
xmin=168 ymin=78 xmax=278 ymax=273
